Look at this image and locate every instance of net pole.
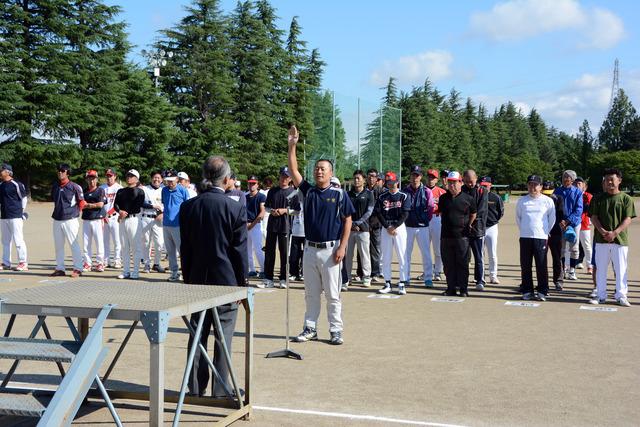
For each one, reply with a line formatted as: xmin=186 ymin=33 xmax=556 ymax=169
xmin=398 ymin=108 xmax=403 ymax=183
xmin=379 ymin=105 xmax=383 ymax=172
xmin=357 ymin=97 xmax=361 ymax=170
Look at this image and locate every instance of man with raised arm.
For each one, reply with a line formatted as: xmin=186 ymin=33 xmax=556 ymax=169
xmin=288 ymin=125 xmax=354 ymax=346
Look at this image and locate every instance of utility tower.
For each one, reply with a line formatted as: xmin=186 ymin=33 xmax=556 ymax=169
xmin=608 ymin=58 xmax=620 ymax=110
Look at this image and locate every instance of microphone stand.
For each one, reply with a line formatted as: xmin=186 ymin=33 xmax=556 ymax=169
xmin=266 ymin=196 xmax=303 ymax=360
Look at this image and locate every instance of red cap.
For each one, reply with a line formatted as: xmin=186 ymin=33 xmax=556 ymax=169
xmin=85 ymin=169 xmax=98 ymax=178
xmin=427 ymin=169 xmax=440 ymax=178
xmin=384 ymin=172 xmax=398 ymax=182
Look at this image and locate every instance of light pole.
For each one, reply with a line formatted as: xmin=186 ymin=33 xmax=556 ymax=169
xmin=141 ymin=48 xmax=173 ymax=88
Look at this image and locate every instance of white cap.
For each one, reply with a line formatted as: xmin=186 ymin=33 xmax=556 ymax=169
xmin=446 ymin=171 xmax=462 ymax=181
xmin=177 ymin=171 xmax=189 ymax=180
xmin=126 ymin=169 xmax=140 ymax=179
xmin=234 ymin=181 xmax=241 ymax=187
xmin=330 ymin=177 xmax=341 ymax=186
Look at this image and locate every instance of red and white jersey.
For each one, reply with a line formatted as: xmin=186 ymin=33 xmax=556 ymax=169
xmin=100 ymin=182 xmax=123 ymax=215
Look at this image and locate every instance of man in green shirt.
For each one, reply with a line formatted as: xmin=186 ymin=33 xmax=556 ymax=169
xmin=588 ymin=168 xmax=636 ymax=306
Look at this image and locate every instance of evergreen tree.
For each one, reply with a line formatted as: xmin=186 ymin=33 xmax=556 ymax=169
xmin=598 ymin=88 xmax=638 ymax=151
xmin=576 ymin=119 xmax=594 ymax=177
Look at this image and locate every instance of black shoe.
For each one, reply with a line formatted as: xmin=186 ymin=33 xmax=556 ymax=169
xmin=442 ymin=290 xmax=457 ymax=296
xmin=329 ymin=331 xmax=343 ymax=345
xmin=152 ymin=264 xmax=166 ymax=273
xmin=554 ymin=282 xmax=563 ymax=291
xmin=459 ymin=291 xmax=469 ymax=297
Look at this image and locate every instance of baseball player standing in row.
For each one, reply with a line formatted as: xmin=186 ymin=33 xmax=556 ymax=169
xmin=51 ymin=163 xmax=85 ymax=277
xmin=425 ymin=169 xmax=446 ymax=281
xmin=480 ymin=177 xmax=504 ymax=284
xmin=462 ymin=169 xmax=489 ymax=291
xmin=245 ymin=175 xmax=266 ymax=277
xmin=344 ymin=169 xmax=374 ymax=288
xmin=162 ymin=170 xmax=190 ymax=281
xmin=141 ymin=171 xmax=165 ymax=273
xmin=403 ymin=165 xmax=435 ymax=288
xmin=114 ymin=169 xmax=145 ymax=279
xmin=0 ymin=163 xmax=28 ymax=271
xmin=375 ymin=171 xmax=411 ymax=295
xmin=101 ymin=168 xmax=122 ymax=269
xmin=288 ymin=125 xmax=354 ymax=345
xmin=81 ymin=170 xmax=107 ymax=272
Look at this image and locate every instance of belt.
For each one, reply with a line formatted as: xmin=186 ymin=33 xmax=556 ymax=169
xmin=126 ymin=214 xmax=139 ymax=219
xmin=108 ymin=212 xmax=117 ymax=218
xmin=142 ymin=214 xmax=157 ymax=219
xmin=306 ymin=240 xmax=335 ymax=249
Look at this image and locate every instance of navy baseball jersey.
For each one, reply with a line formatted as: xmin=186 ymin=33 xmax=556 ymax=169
xmin=375 ymin=190 xmax=410 ymax=228
xmin=299 ymin=180 xmax=354 ymax=242
xmin=0 ymin=179 xmax=27 ymax=219
xmin=82 ymin=186 xmax=107 ymax=220
xmin=246 ymin=191 xmax=266 ymax=222
xmin=51 ymin=181 xmax=84 ymax=220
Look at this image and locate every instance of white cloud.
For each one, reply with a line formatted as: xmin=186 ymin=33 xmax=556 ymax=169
xmin=370 ymin=50 xmax=453 ymax=86
xmin=469 ymin=0 xmax=624 ymax=49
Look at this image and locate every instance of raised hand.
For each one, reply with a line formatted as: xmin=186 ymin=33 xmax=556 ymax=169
xmin=288 ymin=124 xmax=299 ymax=146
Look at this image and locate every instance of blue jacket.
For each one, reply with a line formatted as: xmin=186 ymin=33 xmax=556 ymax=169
xmin=403 ymin=184 xmax=434 ymax=227
xmin=553 ymin=185 xmax=583 ymax=228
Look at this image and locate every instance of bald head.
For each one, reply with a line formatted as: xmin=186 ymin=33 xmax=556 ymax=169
xmin=463 ymin=169 xmax=477 ymax=188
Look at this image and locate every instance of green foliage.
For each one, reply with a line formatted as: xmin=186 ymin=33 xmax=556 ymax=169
xmin=587 ymin=150 xmax=640 ymax=191
xmin=598 ymin=89 xmax=638 ymax=151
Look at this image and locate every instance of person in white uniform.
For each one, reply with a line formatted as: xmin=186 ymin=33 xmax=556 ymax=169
xmin=141 ymin=171 xmax=165 ymax=273
xmin=101 ymin=168 xmax=122 ymax=269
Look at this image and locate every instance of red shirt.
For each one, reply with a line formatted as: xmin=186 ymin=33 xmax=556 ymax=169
xmin=581 ymin=191 xmax=592 ymax=229
xmin=428 ymin=186 xmax=447 ymax=215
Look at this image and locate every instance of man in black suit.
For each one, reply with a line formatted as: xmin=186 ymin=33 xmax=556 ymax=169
xmin=180 ymin=155 xmax=248 ymax=397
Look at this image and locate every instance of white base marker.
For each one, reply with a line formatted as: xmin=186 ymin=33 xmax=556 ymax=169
xmin=579 ymin=305 xmax=618 ymax=312
xmin=368 ymin=294 xmax=401 ymax=299
xmin=38 ymin=279 xmax=67 ymax=284
xmin=505 ymin=301 xmax=540 ymax=307
xmin=431 ymin=297 xmax=464 ymax=303
xmin=253 ymin=405 xmax=468 ymax=427
xmin=254 ymin=288 xmax=277 ymax=293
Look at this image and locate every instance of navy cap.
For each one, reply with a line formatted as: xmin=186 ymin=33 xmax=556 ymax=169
xmin=58 ymin=163 xmax=71 ymax=172
xmin=279 ymin=166 xmax=291 ymax=177
xmin=377 ymin=173 xmax=385 ymax=181
xmin=480 ymin=176 xmax=492 ymax=186
xmin=574 ymin=176 xmax=585 ymax=183
xmin=1 ymin=163 xmax=12 ymax=172
xmin=542 ymin=181 xmax=554 ymax=190
xmin=410 ymin=165 xmax=423 ymax=175
xmin=527 ymin=175 xmax=542 ymax=185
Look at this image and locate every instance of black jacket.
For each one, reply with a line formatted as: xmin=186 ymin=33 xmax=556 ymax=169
xmin=462 ymin=184 xmax=489 ymax=237
xmin=179 ymin=187 xmax=248 ymax=286
xmin=486 ymin=191 xmax=504 ymax=228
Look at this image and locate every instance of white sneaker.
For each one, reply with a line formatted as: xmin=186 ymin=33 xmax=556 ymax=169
xmin=589 ymin=298 xmax=606 ymax=305
xmin=617 ymin=297 xmax=631 ymax=307
xmin=378 ymin=283 xmax=392 ymax=294
xmin=568 ymin=271 xmax=578 ymax=281
xmin=433 ymin=273 xmax=443 ymax=281
xmin=341 ymin=283 xmax=349 ymax=292
xmin=575 ymin=263 xmax=584 ymax=269
xmin=416 ymin=274 xmax=424 ymax=281
xmin=362 ymin=278 xmax=372 ymax=288
xmin=279 ymin=280 xmax=287 ymax=289
xmin=489 ymin=276 xmax=500 ymax=284
xmin=476 ymin=283 xmax=485 ymax=291
xmin=397 ymin=283 xmax=406 ymax=295
xmin=589 ymin=289 xmax=597 ymax=299
xmin=114 ymin=260 xmax=122 ymax=269
xmin=257 ymin=279 xmax=274 ymax=289
xmin=117 ymin=273 xmax=130 ymax=279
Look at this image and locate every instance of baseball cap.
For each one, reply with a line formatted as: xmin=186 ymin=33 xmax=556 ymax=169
xmin=441 ymin=169 xmax=450 ymax=178
xmin=58 ymin=163 xmax=71 ymax=172
xmin=1 ymin=163 xmax=12 ymax=172
xmin=279 ymin=166 xmax=291 ymax=177
xmin=479 ymin=176 xmax=492 ymax=186
xmin=234 ymin=181 xmax=241 ymax=188
xmin=126 ymin=169 xmax=140 ymax=179
xmin=542 ymin=180 xmax=554 ymax=190
xmin=377 ymin=173 xmax=385 ymax=181
xmin=527 ymin=175 xmax=542 ymax=185
xmin=105 ymin=168 xmax=116 ymax=177
xmin=410 ymin=165 xmax=423 ymax=175
xmin=85 ymin=169 xmax=98 ymax=178
xmin=330 ymin=177 xmax=341 ymax=186
xmin=446 ymin=171 xmax=462 ymax=181
xmin=163 ymin=169 xmax=177 ymax=181
xmin=427 ymin=169 xmax=439 ymax=178
xmin=230 ymin=173 xmax=237 ymax=180
xmin=384 ymin=172 xmax=398 ymax=183
xmin=574 ymin=176 xmax=585 ymax=183
xmin=177 ymin=171 xmax=189 ymax=181
xmin=247 ymin=175 xmax=259 ymax=183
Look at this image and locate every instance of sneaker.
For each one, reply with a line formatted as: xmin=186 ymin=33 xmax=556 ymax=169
xmin=295 ymin=275 xmax=304 ymax=281
xmin=416 ymin=273 xmax=424 ymax=281
xmin=362 ymin=277 xmax=371 ymax=288
xmin=576 ymin=263 xmax=584 ymax=269
xmin=257 ymin=279 xmax=274 ymax=289
xmin=522 ymin=292 xmax=533 ymax=301
xmin=341 ymin=283 xmax=349 ymax=292
xmin=248 ymin=271 xmax=258 ymax=277
xmin=489 ymin=276 xmax=500 ymax=284
xmin=329 ymin=331 xmax=344 ymax=345
xmin=0 ymin=263 xmax=9 ymax=270
xmin=257 ymin=272 xmax=265 ymax=280
xmin=587 ymin=267 xmax=593 ymax=274
xmin=433 ymin=273 xmax=443 ymax=281
xmin=398 ymin=283 xmax=406 ymax=295
xmin=82 ymin=262 xmax=91 ymax=272
xmin=107 ymin=262 xmax=115 ymax=269
xmin=50 ymin=269 xmax=66 ymax=277
xmin=476 ymin=283 xmax=485 ymax=291
xmin=143 ymin=265 xmax=151 ymax=274
xmin=617 ymin=297 xmax=631 ymax=307
xmin=536 ymin=293 xmax=547 ymax=301
xmin=371 ymin=275 xmax=383 ymax=283
xmin=353 ymin=276 xmax=362 ymax=282
xmin=130 ymin=273 xmax=139 ymax=280
xmin=563 ymin=270 xmax=569 ymax=280
xmin=152 ymin=264 xmax=166 ymax=273
xmin=70 ymin=269 xmax=82 ymax=278
xmin=168 ymin=272 xmax=181 ymax=282
xmin=555 ymin=282 xmax=564 ymax=291
xmin=589 ymin=288 xmax=597 ymax=299
xmin=279 ymin=280 xmax=287 ymax=289
xmin=13 ymin=262 xmax=28 ymax=272
xmin=94 ymin=263 xmax=105 ymax=273
xmin=294 ymin=327 xmax=318 ymax=342
xmin=114 ymin=260 xmax=122 ymax=269
xmin=117 ymin=273 xmax=130 ymax=279
xmin=424 ymin=279 xmax=434 ymax=288
xmin=589 ymin=298 xmax=606 ymax=305
xmin=378 ymin=282 xmax=392 ymax=294
xmin=567 ymin=271 xmax=577 ymax=281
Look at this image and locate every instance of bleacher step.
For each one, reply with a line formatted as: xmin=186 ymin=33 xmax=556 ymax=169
xmin=0 ymin=337 xmax=80 ymax=363
xmin=0 ymin=391 xmax=46 ymax=417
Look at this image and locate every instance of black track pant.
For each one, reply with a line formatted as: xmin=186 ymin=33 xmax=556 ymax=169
xmin=520 ymin=237 xmax=549 ymax=295
xmin=264 ymin=231 xmax=287 ymax=281
xmin=441 ymin=237 xmax=470 ymax=294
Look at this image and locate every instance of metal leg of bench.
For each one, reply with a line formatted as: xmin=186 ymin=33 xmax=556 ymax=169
xmin=172 ymin=310 xmax=205 ymax=427
xmin=180 ymin=315 xmax=233 ymax=398
xmin=212 ymin=307 xmax=243 ymax=408
xmin=41 ymin=319 xmax=66 ymax=378
xmin=3 ymin=314 xmax=16 ymax=337
xmin=102 ymin=320 xmax=138 ymax=383
xmin=1 ymin=315 xmax=46 ymax=387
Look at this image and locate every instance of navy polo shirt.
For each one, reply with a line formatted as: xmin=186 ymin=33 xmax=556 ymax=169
xmin=299 ymin=180 xmax=354 ymax=242
xmin=246 ymin=191 xmax=266 ymax=222
xmin=51 ymin=181 xmax=84 ymax=221
xmin=0 ymin=179 xmax=27 ymax=219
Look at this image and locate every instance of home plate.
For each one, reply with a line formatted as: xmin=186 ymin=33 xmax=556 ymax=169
xmin=579 ymin=305 xmax=618 ymax=312
xmin=368 ymin=294 xmax=401 ymax=299
xmin=431 ymin=297 xmax=465 ymax=303
xmin=505 ymin=301 xmax=540 ymax=307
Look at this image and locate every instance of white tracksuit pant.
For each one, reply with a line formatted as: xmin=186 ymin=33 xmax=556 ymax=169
xmin=405 ymin=226 xmax=432 ymax=280
xmin=594 ymin=243 xmax=628 ymax=300
xmin=120 ymin=216 xmax=142 ymax=275
xmin=345 ymin=231 xmax=371 ymax=281
xmin=83 ymin=219 xmax=104 ymax=265
xmin=103 ymin=214 xmax=121 ymax=265
xmin=429 ymin=215 xmax=443 ymax=275
xmin=163 ymin=226 xmax=181 ymax=274
xmin=484 ymin=224 xmax=499 ymax=277
xmin=53 ymin=218 xmax=83 ymax=271
xmin=579 ymin=227 xmax=593 ymax=268
xmin=140 ymin=216 xmax=164 ymax=267
xmin=303 ymin=241 xmax=343 ymax=333
xmin=1 ymin=218 xmax=27 ymax=265
xmin=247 ymin=223 xmax=264 ymax=273
xmin=381 ymin=224 xmax=408 ymax=282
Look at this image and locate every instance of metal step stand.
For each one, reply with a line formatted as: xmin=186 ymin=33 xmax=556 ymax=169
xmin=0 ymin=302 xmax=122 ymax=426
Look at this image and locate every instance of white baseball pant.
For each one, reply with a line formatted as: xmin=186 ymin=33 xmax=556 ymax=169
xmin=83 ymin=219 xmax=104 ymax=265
xmin=163 ymin=226 xmax=181 ymax=274
xmin=140 ymin=216 xmax=164 ymax=267
xmin=381 ymin=224 xmax=408 ymax=283
xmin=120 ymin=216 xmax=141 ymax=275
xmin=405 ymin=226 xmax=432 ymax=280
xmin=103 ymin=214 xmax=121 ymax=265
xmin=594 ymin=243 xmax=628 ymax=300
xmin=53 ymin=218 xmax=83 ymax=271
xmin=484 ymin=224 xmax=499 ymax=277
xmin=247 ymin=223 xmax=264 ymax=273
xmin=1 ymin=218 xmax=27 ymax=265
xmin=579 ymin=227 xmax=593 ymax=268
xmin=429 ymin=215 xmax=443 ymax=275
xmin=303 ymin=240 xmax=343 ymax=333
xmin=345 ymin=231 xmax=371 ymax=281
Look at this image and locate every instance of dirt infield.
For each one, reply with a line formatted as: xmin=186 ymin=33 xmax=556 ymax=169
xmin=0 ymin=199 xmax=639 ymax=426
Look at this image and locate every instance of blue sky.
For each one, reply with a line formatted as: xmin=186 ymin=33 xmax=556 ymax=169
xmin=106 ymin=0 xmax=640 ymax=136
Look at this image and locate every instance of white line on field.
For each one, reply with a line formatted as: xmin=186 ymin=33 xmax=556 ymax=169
xmin=253 ymin=405 xmax=468 ymax=427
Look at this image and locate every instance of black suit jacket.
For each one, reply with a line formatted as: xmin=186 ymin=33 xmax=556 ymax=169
xmin=179 ymin=187 xmax=248 ymax=286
